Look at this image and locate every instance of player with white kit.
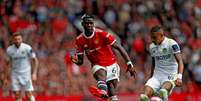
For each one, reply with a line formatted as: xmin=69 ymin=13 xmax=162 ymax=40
xmin=4 ymin=32 xmax=39 ymax=101
xmin=140 ymin=26 xmax=184 ymax=101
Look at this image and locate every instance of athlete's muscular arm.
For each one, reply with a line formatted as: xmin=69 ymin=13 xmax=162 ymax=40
xmin=174 ymin=53 xmax=184 ymax=86
xmin=31 ymin=57 xmax=39 ymax=81
xmin=150 ymin=57 xmax=155 ymax=78
xmin=111 ymin=41 xmax=136 ymax=77
xmin=71 ymin=54 xmax=84 ymax=66
xmin=3 ymin=60 xmax=10 ymax=86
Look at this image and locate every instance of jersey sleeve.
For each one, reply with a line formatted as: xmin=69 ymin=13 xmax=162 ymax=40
xmin=102 ymin=31 xmax=116 ymax=45
xmin=169 ymin=39 xmax=181 ymax=54
xmin=27 ymin=46 xmax=36 ymax=58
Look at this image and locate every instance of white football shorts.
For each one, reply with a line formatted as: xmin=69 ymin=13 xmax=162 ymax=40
xmin=92 ymin=63 xmax=120 ymax=82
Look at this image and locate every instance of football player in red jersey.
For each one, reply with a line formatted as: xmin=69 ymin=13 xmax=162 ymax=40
xmin=71 ymin=14 xmax=136 ymax=101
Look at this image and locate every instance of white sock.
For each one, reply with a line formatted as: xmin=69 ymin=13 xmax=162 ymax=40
xmin=29 ymin=96 xmax=35 ymax=101
xmin=110 ymin=95 xmax=118 ymax=101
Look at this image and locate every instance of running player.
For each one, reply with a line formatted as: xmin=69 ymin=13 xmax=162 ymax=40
xmin=71 ymin=14 xmax=136 ymax=101
xmin=140 ymin=26 xmax=184 ymax=101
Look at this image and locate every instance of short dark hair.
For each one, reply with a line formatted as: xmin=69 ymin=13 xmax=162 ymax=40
xmin=12 ymin=31 xmax=22 ymax=37
xmin=81 ymin=14 xmax=94 ymax=22
xmin=151 ymin=25 xmax=162 ymax=33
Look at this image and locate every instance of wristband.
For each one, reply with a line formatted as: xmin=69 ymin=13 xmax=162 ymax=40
xmin=127 ymin=61 xmax=133 ymax=68
xmin=177 ymin=73 xmax=182 ymax=79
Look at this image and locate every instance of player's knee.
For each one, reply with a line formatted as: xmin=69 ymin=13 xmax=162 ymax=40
xmin=144 ymin=86 xmax=153 ymax=97
xmin=94 ymin=69 xmax=107 ymax=80
xmin=140 ymin=94 xmax=149 ymax=101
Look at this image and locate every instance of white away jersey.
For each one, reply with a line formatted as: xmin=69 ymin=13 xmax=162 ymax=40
xmin=149 ymin=37 xmax=181 ymax=75
xmin=6 ymin=43 xmax=36 ymax=74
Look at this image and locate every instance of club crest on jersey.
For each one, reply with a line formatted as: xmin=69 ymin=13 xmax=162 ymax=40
xmin=94 ymin=39 xmax=99 ymax=45
xmin=162 ymin=48 xmax=167 ymax=53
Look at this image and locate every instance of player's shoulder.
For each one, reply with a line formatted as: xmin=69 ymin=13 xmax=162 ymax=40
xmin=6 ymin=44 xmax=14 ymax=52
xmin=21 ymin=43 xmax=32 ymax=49
xmin=95 ymin=28 xmax=109 ymax=38
xmin=94 ymin=28 xmax=104 ymax=33
xmin=165 ymin=37 xmax=178 ymax=45
xmin=149 ymin=43 xmax=156 ymax=49
xmin=76 ymin=34 xmax=83 ymax=39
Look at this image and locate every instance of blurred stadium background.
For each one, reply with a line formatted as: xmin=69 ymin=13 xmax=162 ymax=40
xmin=0 ymin=0 xmax=201 ymax=101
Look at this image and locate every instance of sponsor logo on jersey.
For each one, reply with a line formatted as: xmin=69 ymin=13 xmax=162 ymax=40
xmin=155 ymin=54 xmax=171 ymax=60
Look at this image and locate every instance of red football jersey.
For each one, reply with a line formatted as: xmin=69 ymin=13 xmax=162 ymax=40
xmin=75 ymin=28 xmax=116 ymax=66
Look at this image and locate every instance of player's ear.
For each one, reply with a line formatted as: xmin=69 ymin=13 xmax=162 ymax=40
xmin=81 ymin=21 xmax=84 ymax=26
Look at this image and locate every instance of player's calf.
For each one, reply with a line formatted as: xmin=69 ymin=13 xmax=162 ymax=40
xmin=25 ymin=91 xmax=35 ymax=101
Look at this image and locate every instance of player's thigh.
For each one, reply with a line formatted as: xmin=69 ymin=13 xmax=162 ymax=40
xmin=92 ymin=65 xmax=107 ymax=81
xmin=161 ymin=81 xmax=173 ymax=91
xmin=106 ymin=63 xmax=120 ymax=82
xmin=145 ymin=77 xmax=160 ymax=96
xmin=143 ymin=85 xmax=154 ymax=97
xmin=160 ymin=74 xmax=176 ymax=94
xmin=24 ymin=79 xmax=34 ymax=92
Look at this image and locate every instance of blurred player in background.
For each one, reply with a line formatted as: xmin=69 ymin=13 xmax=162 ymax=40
xmin=4 ymin=32 xmax=39 ymax=101
xmin=140 ymin=26 xmax=184 ymax=101
xmin=71 ymin=14 xmax=136 ymax=101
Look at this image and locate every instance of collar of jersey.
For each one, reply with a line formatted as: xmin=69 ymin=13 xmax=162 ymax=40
xmin=14 ymin=43 xmax=23 ymax=49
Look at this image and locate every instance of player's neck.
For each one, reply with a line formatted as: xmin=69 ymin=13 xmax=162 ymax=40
xmin=15 ymin=43 xmax=21 ymax=48
xmin=158 ymin=36 xmax=165 ymax=45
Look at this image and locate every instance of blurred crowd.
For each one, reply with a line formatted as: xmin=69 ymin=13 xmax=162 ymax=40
xmin=0 ymin=0 xmax=201 ymax=97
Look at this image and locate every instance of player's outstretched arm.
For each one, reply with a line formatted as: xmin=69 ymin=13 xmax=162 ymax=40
xmin=3 ymin=60 xmax=10 ymax=86
xmin=71 ymin=54 xmax=84 ymax=66
xmin=32 ymin=57 xmax=39 ymax=82
xmin=111 ymin=41 xmax=136 ymax=78
xmin=174 ymin=53 xmax=184 ymax=87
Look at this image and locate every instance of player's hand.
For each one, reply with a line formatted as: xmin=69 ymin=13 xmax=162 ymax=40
xmin=71 ymin=54 xmax=78 ymax=63
xmin=32 ymin=73 xmax=37 ymax=82
xmin=175 ymin=78 xmax=182 ymax=87
xmin=126 ymin=64 xmax=136 ymax=78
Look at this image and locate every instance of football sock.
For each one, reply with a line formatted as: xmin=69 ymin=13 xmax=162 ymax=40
xmin=97 ymin=80 xmax=108 ymax=93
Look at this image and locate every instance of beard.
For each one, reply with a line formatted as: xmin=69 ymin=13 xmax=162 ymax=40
xmin=84 ymin=29 xmax=93 ymax=37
